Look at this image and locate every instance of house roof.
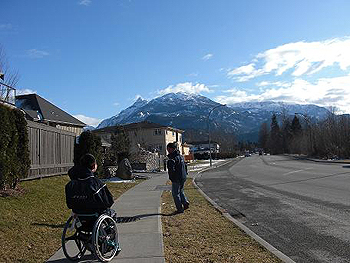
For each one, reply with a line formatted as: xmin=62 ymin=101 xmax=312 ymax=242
xmin=21 ymin=109 xmax=43 ymax=121
xmin=187 ymin=140 xmax=219 ymax=145
xmin=94 ymin=121 xmax=184 ymax=134
xmin=15 ymin=94 xmax=86 ymax=127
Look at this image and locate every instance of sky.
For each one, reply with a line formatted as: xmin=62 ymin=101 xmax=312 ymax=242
xmin=1 ymin=0 xmax=350 ymax=126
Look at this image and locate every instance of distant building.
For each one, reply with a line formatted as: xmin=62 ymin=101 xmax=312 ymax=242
xmin=182 ymin=142 xmax=194 ymax=162
xmin=93 ymin=121 xmax=184 ymax=156
xmin=15 ymin=94 xmax=86 ymax=136
xmin=189 ymin=140 xmax=220 ymax=154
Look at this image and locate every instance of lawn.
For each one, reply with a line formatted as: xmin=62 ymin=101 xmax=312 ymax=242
xmin=0 ymin=175 xmax=139 ymax=263
xmin=161 ymin=179 xmax=282 ymax=263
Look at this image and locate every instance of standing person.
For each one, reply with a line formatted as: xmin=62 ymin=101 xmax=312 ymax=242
xmin=166 ymin=142 xmax=189 ymax=214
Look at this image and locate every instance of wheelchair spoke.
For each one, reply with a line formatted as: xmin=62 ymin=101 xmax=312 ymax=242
xmin=75 ymin=239 xmax=84 ymax=253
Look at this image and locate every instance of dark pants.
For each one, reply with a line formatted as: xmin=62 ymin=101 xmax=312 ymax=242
xmin=171 ymin=180 xmax=188 ymax=212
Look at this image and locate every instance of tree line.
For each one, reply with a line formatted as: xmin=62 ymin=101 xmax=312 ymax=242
xmin=259 ymin=111 xmax=350 ymax=159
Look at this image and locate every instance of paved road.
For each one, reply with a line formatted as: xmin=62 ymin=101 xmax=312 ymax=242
xmin=196 ymin=155 xmax=350 ymax=263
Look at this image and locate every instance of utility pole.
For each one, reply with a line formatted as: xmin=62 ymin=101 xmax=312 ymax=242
xmin=208 ymin=104 xmax=226 ymax=166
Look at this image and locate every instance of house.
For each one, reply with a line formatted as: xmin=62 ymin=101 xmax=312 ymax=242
xmin=12 ymin=93 xmax=86 ymax=178
xmin=15 ymin=94 xmax=86 ymax=136
xmin=182 ymin=142 xmax=194 ymax=162
xmin=93 ymin=121 xmax=184 ymax=156
xmin=189 ymin=140 xmax=220 ymax=154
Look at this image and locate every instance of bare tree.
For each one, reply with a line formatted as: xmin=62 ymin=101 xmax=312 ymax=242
xmin=0 ymin=45 xmax=20 ymax=104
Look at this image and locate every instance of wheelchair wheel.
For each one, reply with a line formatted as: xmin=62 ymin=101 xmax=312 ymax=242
xmin=92 ymin=214 xmax=120 ymax=262
xmin=62 ymin=216 xmax=87 ymax=261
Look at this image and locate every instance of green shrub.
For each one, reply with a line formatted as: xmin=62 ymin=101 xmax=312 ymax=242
xmin=0 ymin=104 xmax=30 ymax=189
xmin=74 ymin=131 xmax=103 ymax=176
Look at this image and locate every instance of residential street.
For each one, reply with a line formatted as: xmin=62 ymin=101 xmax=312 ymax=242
xmin=195 ymin=155 xmax=350 ymax=263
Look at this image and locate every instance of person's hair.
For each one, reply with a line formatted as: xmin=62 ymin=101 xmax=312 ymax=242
xmin=167 ymin=142 xmax=177 ymax=149
xmin=80 ymin=153 xmax=96 ymax=170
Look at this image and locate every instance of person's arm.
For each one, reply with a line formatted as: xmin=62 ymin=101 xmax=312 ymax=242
xmin=92 ymin=179 xmax=114 ymax=209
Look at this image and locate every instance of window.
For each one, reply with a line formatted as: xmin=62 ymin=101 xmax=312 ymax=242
xmin=154 ymin=129 xmax=162 ymax=135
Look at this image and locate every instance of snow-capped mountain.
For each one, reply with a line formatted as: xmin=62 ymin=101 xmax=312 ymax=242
xmin=96 ymin=92 xmax=330 ymax=141
xmin=230 ymin=101 xmax=329 ymax=120
xmin=97 ymin=97 xmax=148 ymax=128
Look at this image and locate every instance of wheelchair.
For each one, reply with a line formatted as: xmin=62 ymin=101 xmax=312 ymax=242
xmin=61 ymin=210 xmax=121 ymax=262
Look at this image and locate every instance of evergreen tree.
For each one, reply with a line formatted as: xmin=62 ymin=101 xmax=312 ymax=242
xmin=0 ymin=105 xmax=30 ymax=189
xmin=105 ymin=130 xmax=130 ymax=166
xmin=269 ymin=113 xmax=283 ymax=154
xmin=282 ymin=118 xmax=292 ymax=153
xmin=258 ymin=122 xmax=269 ymax=151
xmin=291 ymin=115 xmax=302 ymax=136
xmin=74 ymin=131 xmax=103 ymax=175
xmin=13 ymin=109 xmax=31 ymax=186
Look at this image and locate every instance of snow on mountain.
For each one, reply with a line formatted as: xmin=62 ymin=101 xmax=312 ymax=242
xmin=230 ymin=101 xmax=329 ymax=120
xmin=97 ymin=97 xmax=148 ymax=128
xmin=96 ymin=92 xmax=331 ymax=141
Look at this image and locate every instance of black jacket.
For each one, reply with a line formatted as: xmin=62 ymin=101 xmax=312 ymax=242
xmin=167 ymin=150 xmax=187 ymax=183
xmin=65 ymin=165 xmax=114 ymax=214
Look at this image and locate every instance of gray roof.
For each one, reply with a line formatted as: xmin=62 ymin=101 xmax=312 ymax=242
xmin=93 ymin=121 xmax=184 ymax=134
xmin=15 ymin=94 xmax=86 ymax=127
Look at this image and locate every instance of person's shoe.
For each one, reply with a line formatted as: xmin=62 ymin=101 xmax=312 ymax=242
xmin=173 ymin=209 xmax=184 ymax=215
xmin=183 ymin=202 xmax=189 ymax=210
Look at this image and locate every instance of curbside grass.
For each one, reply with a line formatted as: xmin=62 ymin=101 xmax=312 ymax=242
xmin=0 ymin=175 xmax=139 ymax=263
xmin=161 ymin=179 xmax=282 ymax=263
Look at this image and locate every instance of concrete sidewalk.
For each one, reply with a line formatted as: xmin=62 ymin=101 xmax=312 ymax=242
xmin=47 ymin=173 xmax=169 ymax=263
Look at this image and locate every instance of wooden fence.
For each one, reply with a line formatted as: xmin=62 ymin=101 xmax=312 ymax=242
xmin=26 ymin=120 xmax=76 ymax=179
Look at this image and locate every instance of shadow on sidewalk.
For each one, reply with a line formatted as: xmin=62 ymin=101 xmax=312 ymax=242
xmin=35 ymin=212 xmax=179 ymax=230
xmin=117 ymin=212 xmax=177 ymax=223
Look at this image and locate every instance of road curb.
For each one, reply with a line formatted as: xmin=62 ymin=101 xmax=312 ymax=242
xmin=192 ymin=164 xmax=296 ymax=263
xmin=288 ymin=154 xmax=350 ymax=164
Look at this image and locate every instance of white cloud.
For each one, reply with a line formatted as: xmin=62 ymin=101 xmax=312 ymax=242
xmin=188 ymin=72 xmax=198 ymax=77
xmin=26 ymin=49 xmax=49 ymax=59
xmin=228 ymin=37 xmax=350 ymax=81
xmin=202 ymin=53 xmax=213 ymax=61
xmin=256 ymin=81 xmax=291 ymax=88
xmin=73 ymin=114 xmax=101 ymax=127
xmin=78 ymin=0 xmax=91 ymax=6
xmin=16 ymin=88 xmax=37 ymax=95
xmin=113 ymin=102 xmax=120 ymax=106
xmin=158 ymin=82 xmax=213 ymax=95
xmin=216 ymin=75 xmax=350 ymax=113
xmin=227 ymin=63 xmax=265 ymax=82
xmin=0 ymin=24 xmax=12 ymax=30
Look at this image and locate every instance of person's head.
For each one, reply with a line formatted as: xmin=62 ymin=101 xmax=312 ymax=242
xmin=167 ymin=142 xmax=177 ymax=154
xmin=80 ymin=153 xmax=97 ymax=172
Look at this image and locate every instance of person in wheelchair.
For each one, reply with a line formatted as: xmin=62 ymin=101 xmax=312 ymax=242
xmin=63 ymin=154 xmax=120 ymax=261
xmin=65 ymin=153 xmax=116 ymax=226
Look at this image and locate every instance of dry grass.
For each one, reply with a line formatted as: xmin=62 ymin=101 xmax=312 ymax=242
xmin=0 ymin=175 xmax=139 ymax=263
xmin=161 ymin=179 xmax=282 ymax=263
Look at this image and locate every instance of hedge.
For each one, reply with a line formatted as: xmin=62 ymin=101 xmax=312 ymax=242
xmin=0 ymin=104 xmax=30 ymax=189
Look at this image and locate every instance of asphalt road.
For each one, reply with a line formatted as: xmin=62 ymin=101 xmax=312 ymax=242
xmin=195 ymin=155 xmax=350 ymax=263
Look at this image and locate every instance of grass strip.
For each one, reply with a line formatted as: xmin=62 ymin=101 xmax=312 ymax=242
xmin=161 ymin=179 xmax=282 ymax=263
xmin=0 ymin=175 xmax=139 ymax=263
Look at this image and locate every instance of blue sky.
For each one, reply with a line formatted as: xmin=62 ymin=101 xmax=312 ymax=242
xmin=1 ymin=0 xmax=350 ymax=126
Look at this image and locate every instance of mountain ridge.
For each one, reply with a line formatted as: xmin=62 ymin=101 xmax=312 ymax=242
xmin=96 ymin=92 xmax=330 ymax=141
